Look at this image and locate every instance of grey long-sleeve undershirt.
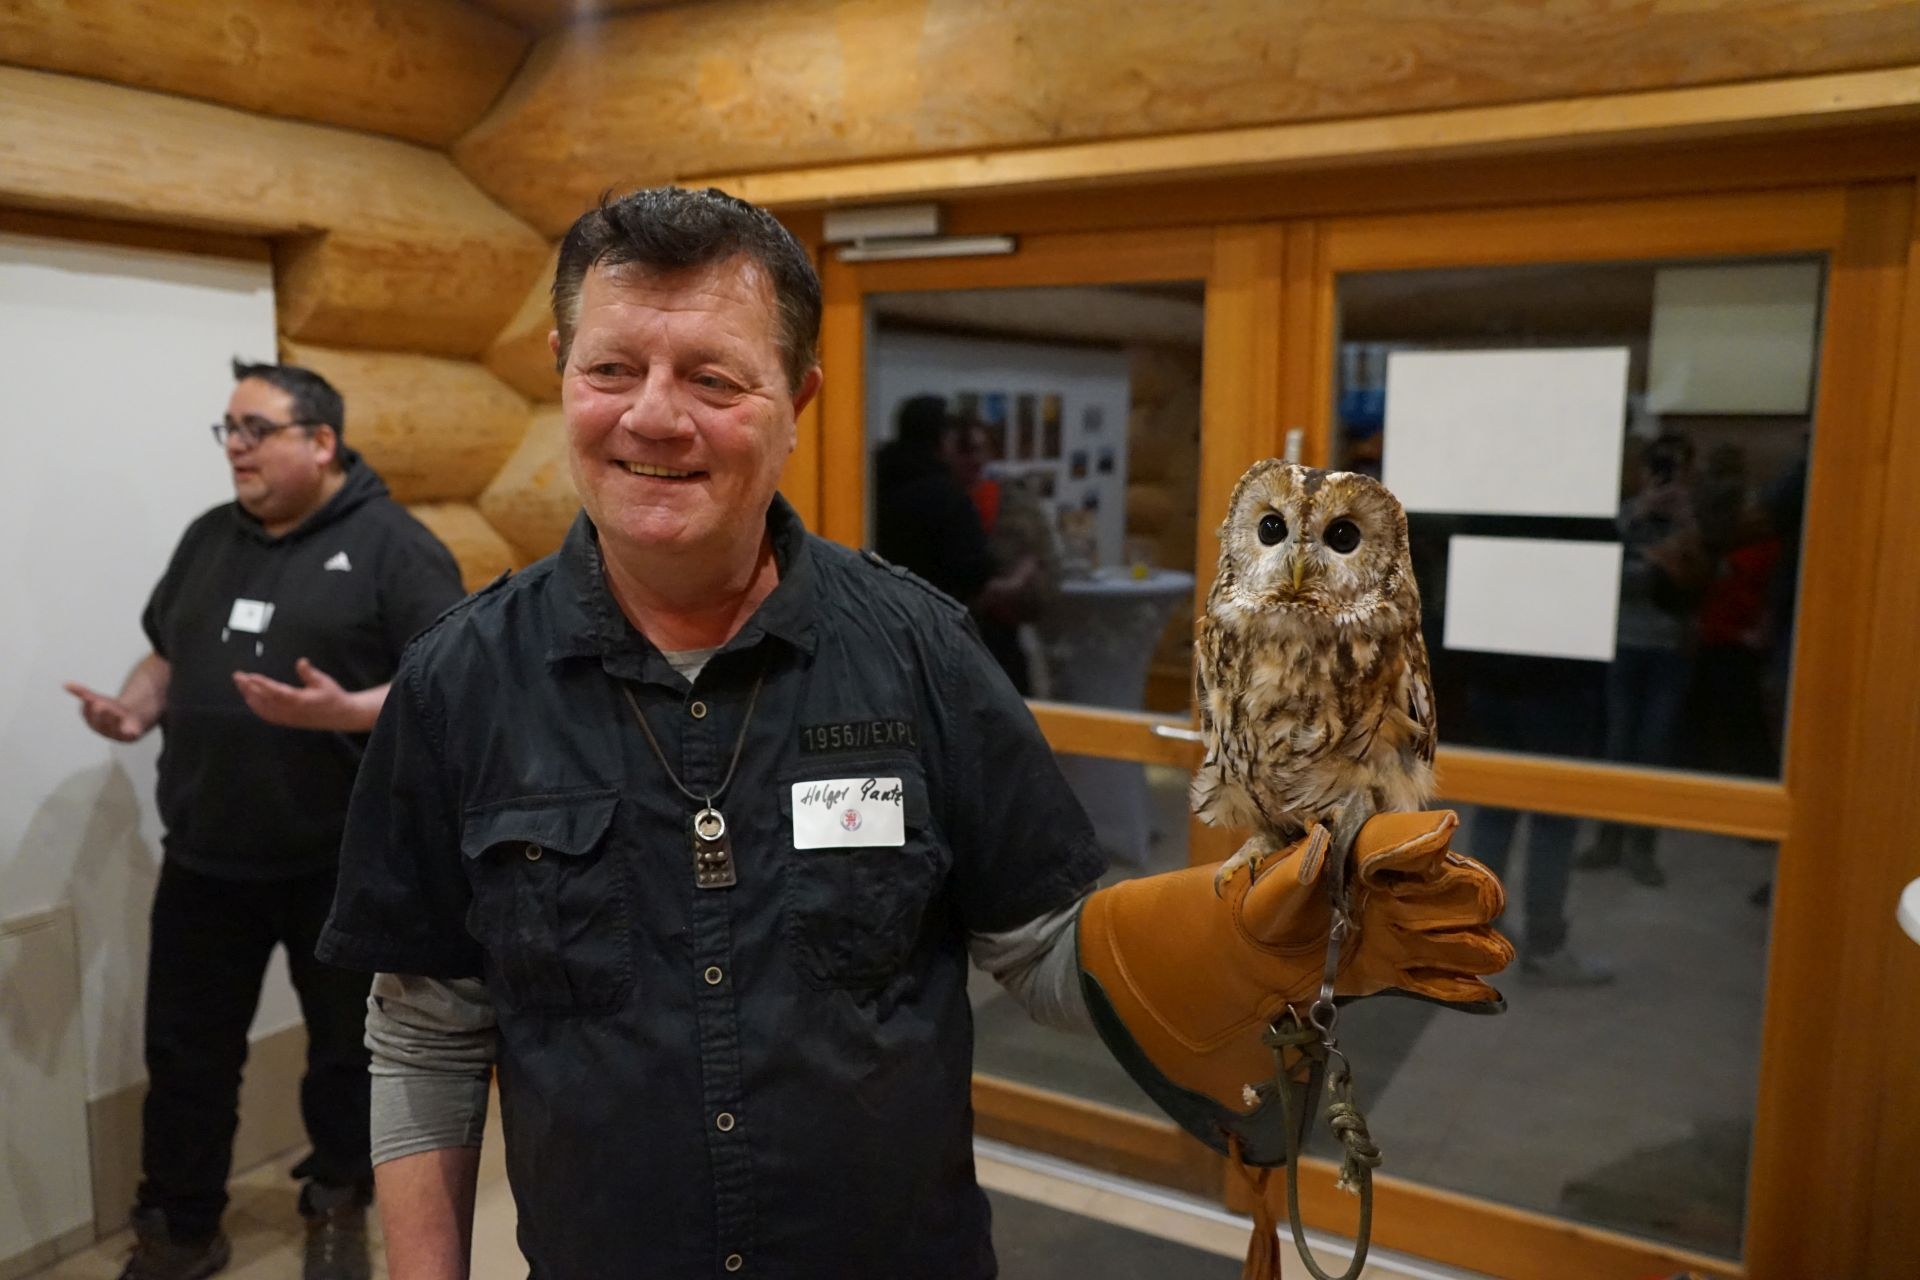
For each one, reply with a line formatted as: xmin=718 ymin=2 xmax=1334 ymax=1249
xmin=365 ymin=892 xmax=1095 ymax=1166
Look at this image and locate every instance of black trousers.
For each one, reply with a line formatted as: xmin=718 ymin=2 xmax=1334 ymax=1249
xmin=137 ymin=860 xmax=372 ymax=1240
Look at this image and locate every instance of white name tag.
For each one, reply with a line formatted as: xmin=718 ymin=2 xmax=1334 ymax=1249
xmin=227 ymin=598 xmax=275 ymax=634
xmin=791 ymin=776 xmax=907 ymax=849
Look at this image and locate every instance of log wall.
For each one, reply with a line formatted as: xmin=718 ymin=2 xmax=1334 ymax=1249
xmin=0 ymin=0 xmax=526 ymax=145
xmin=452 ymin=0 xmax=1920 ymax=233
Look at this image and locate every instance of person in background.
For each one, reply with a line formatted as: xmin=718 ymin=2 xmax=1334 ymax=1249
xmin=873 ymin=395 xmax=1041 ymax=691
xmin=1581 ymin=433 xmax=1707 ymax=886
xmin=65 ymin=360 xmax=466 ymax=1280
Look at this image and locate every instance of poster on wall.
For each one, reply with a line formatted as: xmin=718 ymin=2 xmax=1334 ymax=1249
xmin=1382 ymin=347 xmax=1629 ymax=518
xmin=1013 ymin=393 xmax=1035 ymax=459
xmin=1442 ymin=535 xmax=1624 ymax=662
xmin=1041 ymin=393 xmax=1063 ymax=459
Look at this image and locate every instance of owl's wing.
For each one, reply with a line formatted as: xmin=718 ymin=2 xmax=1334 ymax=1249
xmin=1193 ymin=612 xmax=1222 ymax=768
xmin=1402 ymin=632 xmax=1438 ymax=767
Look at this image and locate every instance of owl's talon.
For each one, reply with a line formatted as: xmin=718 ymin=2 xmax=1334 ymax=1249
xmin=1213 ymin=838 xmax=1275 ymax=897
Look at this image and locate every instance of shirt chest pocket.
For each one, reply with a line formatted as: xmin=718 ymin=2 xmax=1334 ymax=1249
xmin=778 ymin=758 xmax=948 ymax=988
xmin=460 ymin=791 xmax=631 ymax=1014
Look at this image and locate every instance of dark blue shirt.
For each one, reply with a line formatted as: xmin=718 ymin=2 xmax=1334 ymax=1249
xmin=320 ymin=497 xmax=1105 ymax=1279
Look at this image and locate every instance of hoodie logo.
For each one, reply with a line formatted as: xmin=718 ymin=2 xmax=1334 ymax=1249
xmin=324 ymin=551 xmax=352 ymax=572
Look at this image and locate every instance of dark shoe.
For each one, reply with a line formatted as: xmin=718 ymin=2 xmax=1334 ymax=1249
xmin=1624 ymin=847 xmax=1667 ymax=888
xmin=118 ymin=1207 xmax=230 ymax=1280
xmin=300 ymin=1182 xmax=372 ymax=1280
xmin=1575 ymin=829 xmax=1624 ymax=870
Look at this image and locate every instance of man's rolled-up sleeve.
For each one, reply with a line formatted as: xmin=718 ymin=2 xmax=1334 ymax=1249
xmin=320 ymin=657 xmax=481 ymax=978
xmin=367 ymin=973 xmax=497 ymax=1165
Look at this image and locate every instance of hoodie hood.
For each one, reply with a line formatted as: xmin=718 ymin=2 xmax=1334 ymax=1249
xmin=232 ymin=446 xmax=391 ymax=545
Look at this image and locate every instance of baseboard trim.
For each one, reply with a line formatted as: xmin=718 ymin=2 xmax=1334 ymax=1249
xmin=86 ymin=1022 xmax=311 ymax=1241
xmin=0 ymin=1222 xmax=93 ymax=1280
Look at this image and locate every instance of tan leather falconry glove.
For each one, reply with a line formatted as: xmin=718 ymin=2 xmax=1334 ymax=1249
xmin=1077 ymin=809 xmax=1512 ymax=1167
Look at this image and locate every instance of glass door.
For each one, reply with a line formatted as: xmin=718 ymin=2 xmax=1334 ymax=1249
xmin=819 ymin=225 xmax=1282 ymax=1192
xmin=1243 ymin=186 xmax=1911 ymax=1280
xmin=810 ymin=185 xmax=1909 ymax=1280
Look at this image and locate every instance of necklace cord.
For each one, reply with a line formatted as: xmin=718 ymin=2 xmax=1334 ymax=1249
xmin=619 ymin=660 xmax=768 ymax=810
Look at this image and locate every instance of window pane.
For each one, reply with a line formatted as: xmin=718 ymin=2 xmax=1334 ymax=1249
xmin=864 ymin=284 xmax=1203 ymax=715
xmin=1334 ymin=258 xmax=1821 ymax=780
xmin=1307 ymin=807 xmax=1771 ymax=1258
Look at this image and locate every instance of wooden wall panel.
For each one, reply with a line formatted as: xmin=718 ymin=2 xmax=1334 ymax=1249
xmin=453 ymin=0 xmax=1920 ymax=234
xmin=0 ymin=0 xmax=526 ymax=146
xmin=0 ymin=66 xmax=550 ymax=356
xmin=1861 ymin=176 xmax=1920 ymax=1280
xmin=282 ymin=342 xmax=530 ymax=505
xmin=477 ymin=406 xmax=578 ymax=562
xmin=406 ymin=502 xmax=522 ymax=590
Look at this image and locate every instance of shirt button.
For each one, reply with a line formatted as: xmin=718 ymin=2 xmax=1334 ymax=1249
xmin=724 ymin=1255 xmax=744 ymax=1273
xmin=690 ymin=700 xmax=708 ymax=719
xmin=524 ymin=843 xmax=542 ymax=861
xmin=715 ymin=1112 xmax=736 ymax=1132
xmin=704 ymin=966 xmax=724 ymax=985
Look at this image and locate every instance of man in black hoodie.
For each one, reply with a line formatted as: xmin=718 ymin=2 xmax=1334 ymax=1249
xmin=64 ymin=360 xmax=465 ymax=1280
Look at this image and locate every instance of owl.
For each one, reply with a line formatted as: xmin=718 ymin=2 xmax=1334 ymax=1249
xmin=1191 ymin=461 xmax=1436 ymax=891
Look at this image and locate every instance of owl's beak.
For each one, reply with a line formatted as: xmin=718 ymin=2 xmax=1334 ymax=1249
xmin=1289 ymin=554 xmax=1307 ymax=592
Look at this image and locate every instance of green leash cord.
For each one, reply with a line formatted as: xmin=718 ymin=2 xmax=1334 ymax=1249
xmin=1267 ymin=1012 xmax=1381 ymax=1280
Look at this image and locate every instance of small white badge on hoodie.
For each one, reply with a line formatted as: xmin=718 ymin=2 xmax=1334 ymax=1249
xmin=227 ymin=598 xmax=274 ymax=634
xmin=324 ymin=551 xmax=352 ymax=572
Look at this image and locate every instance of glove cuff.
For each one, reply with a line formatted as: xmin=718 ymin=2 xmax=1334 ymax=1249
xmin=1078 ymin=961 xmax=1313 ymax=1167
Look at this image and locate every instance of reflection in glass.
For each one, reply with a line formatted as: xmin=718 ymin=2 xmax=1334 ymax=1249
xmin=863 ymin=285 xmax=1204 ymax=715
xmin=968 ymin=760 xmax=1192 ymax=1117
xmin=1308 ymin=808 xmax=1771 ymax=1258
xmin=1334 ymin=259 xmax=1820 ymax=783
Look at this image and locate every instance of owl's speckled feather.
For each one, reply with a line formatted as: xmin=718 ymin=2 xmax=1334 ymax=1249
xmin=1192 ymin=461 xmax=1435 ymax=857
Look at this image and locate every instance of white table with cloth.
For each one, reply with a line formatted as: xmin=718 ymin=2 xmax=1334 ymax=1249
xmin=1033 ymin=568 xmax=1196 ymax=869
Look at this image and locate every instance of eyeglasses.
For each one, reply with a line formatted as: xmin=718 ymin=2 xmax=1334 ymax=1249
xmin=210 ymin=415 xmax=318 ymax=448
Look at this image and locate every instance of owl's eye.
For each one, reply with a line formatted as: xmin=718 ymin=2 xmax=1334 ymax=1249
xmin=1323 ymin=518 xmax=1362 ymax=554
xmin=1257 ymin=513 xmax=1286 ymax=545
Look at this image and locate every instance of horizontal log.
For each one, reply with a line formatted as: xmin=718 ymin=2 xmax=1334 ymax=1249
xmin=454 ymin=0 xmax=1920 ymax=234
xmin=0 ymin=66 xmax=551 ymax=356
xmin=477 ymin=406 xmax=579 ymax=561
xmin=407 ymin=502 xmax=522 ymax=591
xmin=484 ymin=246 xmax=562 ymax=402
xmin=466 ymin=0 xmax=679 ymax=33
xmin=282 ymin=343 xmax=530 ymax=505
xmin=0 ymin=0 xmax=525 ymax=146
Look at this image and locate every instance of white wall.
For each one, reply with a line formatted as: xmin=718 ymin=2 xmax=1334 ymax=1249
xmin=0 ymin=231 xmax=298 ymax=1114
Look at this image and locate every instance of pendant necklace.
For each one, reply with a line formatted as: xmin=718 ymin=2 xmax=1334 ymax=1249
xmin=619 ymin=662 xmax=767 ymax=890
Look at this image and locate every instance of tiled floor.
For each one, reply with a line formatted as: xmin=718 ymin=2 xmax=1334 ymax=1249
xmin=36 ymin=1130 xmax=1472 ymax=1280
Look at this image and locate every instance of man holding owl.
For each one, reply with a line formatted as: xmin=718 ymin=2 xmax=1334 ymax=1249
xmin=321 ymin=186 xmax=1511 ymax=1280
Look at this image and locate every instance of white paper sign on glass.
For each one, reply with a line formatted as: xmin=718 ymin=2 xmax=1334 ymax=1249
xmin=1382 ymin=347 xmax=1629 ymax=518
xmin=790 ymin=776 xmax=908 ymax=849
xmin=1442 ymin=536 xmax=1624 ymax=663
xmin=1647 ymin=261 xmax=1821 ymax=415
